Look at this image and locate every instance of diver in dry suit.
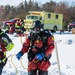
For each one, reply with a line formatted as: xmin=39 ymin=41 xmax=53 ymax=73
xmin=16 ymin=20 xmax=55 ymax=75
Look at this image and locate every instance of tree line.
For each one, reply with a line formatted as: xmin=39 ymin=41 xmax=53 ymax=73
xmin=0 ymin=0 xmax=75 ymax=30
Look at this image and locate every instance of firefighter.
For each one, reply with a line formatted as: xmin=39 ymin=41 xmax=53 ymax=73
xmin=16 ymin=20 xmax=55 ymax=75
xmin=15 ymin=20 xmax=21 ymax=34
xmin=9 ymin=24 xmax=15 ymax=34
xmin=0 ymin=29 xmax=14 ymax=75
xmin=5 ymin=24 xmax=10 ymax=33
xmin=20 ymin=19 xmax=26 ymax=34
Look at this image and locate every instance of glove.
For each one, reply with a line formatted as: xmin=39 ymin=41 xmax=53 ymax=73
xmin=16 ymin=51 xmax=23 ymax=60
xmin=35 ymin=53 xmax=45 ymax=61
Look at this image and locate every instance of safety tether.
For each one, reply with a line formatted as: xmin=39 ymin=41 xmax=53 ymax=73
xmin=10 ymin=54 xmax=28 ymax=75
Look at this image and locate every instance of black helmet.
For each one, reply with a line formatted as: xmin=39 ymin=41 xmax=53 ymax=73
xmin=33 ymin=20 xmax=43 ymax=29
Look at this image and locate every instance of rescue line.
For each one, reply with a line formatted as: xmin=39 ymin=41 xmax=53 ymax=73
xmin=10 ymin=54 xmax=18 ymax=75
xmin=10 ymin=54 xmax=28 ymax=75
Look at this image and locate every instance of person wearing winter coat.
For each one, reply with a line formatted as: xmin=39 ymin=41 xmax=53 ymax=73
xmin=16 ymin=20 xmax=55 ymax=75
xmin=15 ymin=20 xmax=21 ymax=34
xmin=20 ymin=19 xmax=26 ymax=34
xmin=0 ymin=29 xmax=14 ymax=75
xmin=9 ymin=24 xmax=15 ymax=34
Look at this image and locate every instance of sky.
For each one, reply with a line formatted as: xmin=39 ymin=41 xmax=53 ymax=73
xmin=1 ymin=31 xmax=75 ymax=75
xmin=0 ymin=0 xmax=75 ymax=6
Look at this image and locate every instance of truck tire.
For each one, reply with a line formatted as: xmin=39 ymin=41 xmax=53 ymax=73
xmin=53 ymin=26 xmax=57 ymax=32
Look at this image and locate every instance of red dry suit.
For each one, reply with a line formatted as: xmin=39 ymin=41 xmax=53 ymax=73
xmin=21 ymin=30 xmax=54 ymax=72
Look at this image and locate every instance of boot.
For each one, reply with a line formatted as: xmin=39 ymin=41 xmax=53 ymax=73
xmin=38 ymin=70 xmax=48 ymax=75
xmin=28 ymin=70 xmax=37 ymax=75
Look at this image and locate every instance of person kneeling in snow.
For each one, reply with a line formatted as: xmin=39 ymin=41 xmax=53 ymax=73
xmin=0 ymin=29 xmax=14 ymax=75
xmin=16 ymin=20 xmax=55 ymax=75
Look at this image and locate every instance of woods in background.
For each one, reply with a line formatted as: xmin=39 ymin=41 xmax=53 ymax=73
xmin=0 ymin=0 xmax=75 ymax=30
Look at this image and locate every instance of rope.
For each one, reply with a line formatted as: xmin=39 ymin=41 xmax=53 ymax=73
xmin=10 ymin=33 xmax=28 ymax=74
xmin=20 ymin=58 xmax=28 ymax=70
xmin=10 ymin=54 xmax=28 ymax=73
xmin=10 ymin=54 xmax=39 ymax=75
xmin=20 ymin=36 xmax=23 ymax=44
xmin=10 ymin=54 xmax=18 ymax=75
xmin=20 ymin=33 xmax=28 ymax=44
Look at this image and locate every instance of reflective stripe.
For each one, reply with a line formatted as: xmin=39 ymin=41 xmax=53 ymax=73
xmin=3 ymin=52 xmax=6 ymax=56
xmin=0 ymin=57 xmax=6 ymax=64
xmin=0 ymin=32 xmax=3 ymax=35
xmin=5 ymin=43 xmax=14 ymax=51
xmin=15 ymin=23 xmax=20 ymax=28
xmin=0 ymin=45 xmax=2 ymax=51
xmin=52 ymin=36 xmax=54 ymax=41
xmin=2 ymin=37 xmax=9 ymax=44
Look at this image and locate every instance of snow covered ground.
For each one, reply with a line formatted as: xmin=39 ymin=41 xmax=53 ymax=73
xmin=2 ymin=32 xmax=75 ymax=75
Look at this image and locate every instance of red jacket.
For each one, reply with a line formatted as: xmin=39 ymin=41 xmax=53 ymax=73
xmin=0 ymin=45 xmax=6 ymax=59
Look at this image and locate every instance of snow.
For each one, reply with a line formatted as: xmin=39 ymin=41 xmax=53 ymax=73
xmin=2 ymin=32 xmax=75 ymax=75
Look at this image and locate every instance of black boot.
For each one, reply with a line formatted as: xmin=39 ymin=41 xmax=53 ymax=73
xmin=38 ymin=70 xmax=48 ymax=75
xmin=28 ymin=70 xmax=37 ymax=75
xmin=0 ymin=65 xmax=3 ymax=75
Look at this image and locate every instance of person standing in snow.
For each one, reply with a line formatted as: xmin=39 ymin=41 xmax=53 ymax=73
xmin=0 ymin=29 xmax=14 ymax=75
xmin=15 ymin=20 xmax=21 ymax=34
xmin=16 ymin=20 xmax=55 ymax=75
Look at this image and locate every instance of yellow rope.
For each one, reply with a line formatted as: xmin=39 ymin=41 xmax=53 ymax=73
xmin=20 ymin=35 xmax=29 ymax=71
xmin=20 ymin=58 xmax=28 ymax=70
xmin=20 ymin=36 xmax=23 ymax=44
xmin=10 ymin=33 xmax=28 ymax=74
xmin=34 ymin=60 xmax=38 ymax=63
xmin=20 ymin=33 xmax=28 ymax=44
xmin=11 ymin=54 xmax=28 ymax=73
xmin=10 ymin=54 xmax=18 ymax=75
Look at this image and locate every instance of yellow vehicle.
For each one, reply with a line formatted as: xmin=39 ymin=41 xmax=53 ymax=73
xmin=24 ymin=11 xmax=63 ymax=31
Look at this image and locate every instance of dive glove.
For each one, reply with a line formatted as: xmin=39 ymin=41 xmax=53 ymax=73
xmin=35 ymin=53 xmax=45 ymax=61
xmin=16 ymin=51 xmax=23 ymax=60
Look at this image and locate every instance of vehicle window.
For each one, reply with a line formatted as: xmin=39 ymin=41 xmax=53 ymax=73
xmin=39 ymin=17 xmax=42 ymax=20
xmin=72 ymin=22 xmax=75 ymax=24
xmin=27 ymin=16 xmax=38 ymax=19
xmin=56 ymin=15 xmax=58 ymax=19
xmin=9 ymin=19 xmax=15 ymax=22
xmin=48 ymin=14 xmax=51 ymax=18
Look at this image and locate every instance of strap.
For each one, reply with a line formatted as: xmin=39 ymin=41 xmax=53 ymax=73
xmin=0 ymin=57 xmax=7 ymax=64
